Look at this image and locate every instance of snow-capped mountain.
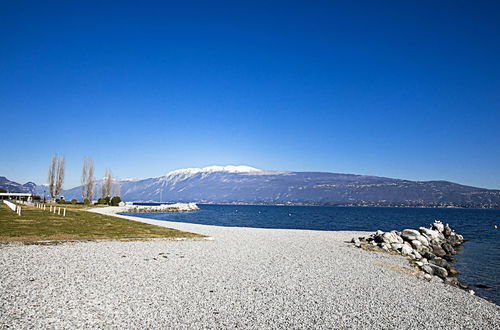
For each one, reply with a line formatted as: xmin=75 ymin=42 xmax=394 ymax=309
xmin=3 ymin=165 xmax=500 ymax=207
xmin=57 ymin=165 xmax=500 ymax=207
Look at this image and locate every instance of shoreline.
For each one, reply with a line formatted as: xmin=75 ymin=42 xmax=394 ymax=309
xmin=1 ymin=208 xmax=498 ymax=328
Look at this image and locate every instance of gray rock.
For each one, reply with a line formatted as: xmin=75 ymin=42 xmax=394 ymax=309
xmin=391 ymin=243 xmax=403 ymax=251
xmin=400 ymin=244 xmax=414 ymax=256
xmin=381 ymin=232 xmax=403 ymax=244
xmin=401 ymin=229 xmax=420 ymax=241
xmin=442 ymin=243 xmax=455 ymax=255
xmin=443 ymin=224 xmax=452 ymax=237
xmin=422 ymin=251 xmax=436 ymax=260
xmin=412 ymin=251 xmax=422 ymax=260
xmin=430 ymin=257 xmax=448 ymax=269
xmin=432 ymin=245 xmax=447 ymax=257
xmin=421 ymin=264 xmax=434 ymax=275
xmin=428 ymin=264 xmax=448 ymax=279
xmin=432 ymin=220 xmax=445 ymax=233
xmin=410 ymin=240 xmax=423 ymax=251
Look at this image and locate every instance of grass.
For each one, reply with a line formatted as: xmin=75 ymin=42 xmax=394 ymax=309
xmin=0 ymin=203 xmax=202 ymax=242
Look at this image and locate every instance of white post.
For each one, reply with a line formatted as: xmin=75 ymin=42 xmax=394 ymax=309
xmin=18 ymin=207 xmax=21 ymax=216
xmin=43 ymin=205 xmax=46 ymax=210
xmin=50 ymin=205 xmax=52 ymax=212
xmin=58 ymin=207 xmax=61 ymax=215
xmin=63 ymin=208 xmax=66 ymax=217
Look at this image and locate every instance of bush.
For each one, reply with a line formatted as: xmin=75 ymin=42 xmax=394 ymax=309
xmin=97 ymin=197 xmax=110 ymax=205
xmin=83 ymin=198 xmax=91 ymax=205
xmin=71 ymin=199 xmax=77 ymax=205
xmin=0 ymin=188 xmax=6 ymax=193
xmin=110 ymin=196 xmax=121 ymax=206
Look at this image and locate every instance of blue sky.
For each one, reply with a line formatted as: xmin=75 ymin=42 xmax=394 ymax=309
xmin=1 ymin=1 xmax=499 ymax=189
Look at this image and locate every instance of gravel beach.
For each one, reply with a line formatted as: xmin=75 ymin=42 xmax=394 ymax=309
xmin=1 ymin=208 xmax=499 ymax=329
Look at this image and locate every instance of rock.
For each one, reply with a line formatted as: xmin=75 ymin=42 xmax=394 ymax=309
xmin=444 ymin=277 xmax=458 ymax=285
xmin=447 ymin=234 xmax=463 ymax=247
xmin=410 ymin=240 xmax=423 ymax=251
xmin=443 ymin=224 xmax=452 ymax=237
xmin=421 ymin=258 xmax=428 ymax=264
xmin=354 ymin=242 xmax=361 ymax=248
xmin=391 ymin=243 xmax=403 ymax=251
xmin=447 ymin=265 xmax=459 ymax=276
xmin=422 ymin=264 xmax=434 ymax=275
xmin=416 ymin=261 xmax=424 ymax=267
xmin=400 ymin=244 xmax=414 ymax=256
xmin=375 ymin=230 xmax=384 ymax=236
xmin=381 ymin=232 xmax=403 ymax=244
xmin=424 ymin=274 xmax=432 ymax=281
xmin=428 ymin=264 xmax=448 ymax=279
xmin=401 ymin=229 xmax=420 ymax=241
xmin=421 ymin=251 xmax=436 ymax=260
xmin=380 ymin=243 xmax=390 ymax=251
xmin=351 ymin=237 xmax=360 ymax=244
xmin=432 ymin=220 xmax=445 ymax=233
xmin=432 ymin=245 xmax=447 ymax=257
xmin=412 ymin=251 xmax=422 ymax=260
xmin=441 ymin=243 xmax=455 ymax=255
xmin=416 ymin=235 xmax=430 ymax=246
xmin=430 ymin=257 xmax=448 ymax=269
xmin=419 ymin=227 xmax=445 ymax=243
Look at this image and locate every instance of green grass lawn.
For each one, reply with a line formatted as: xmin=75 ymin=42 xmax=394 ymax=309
xmin=0 ymin=203 xmax=202 ymax=242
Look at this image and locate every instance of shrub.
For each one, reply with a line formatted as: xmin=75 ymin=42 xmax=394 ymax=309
xmin=0 ymin=188 xmax=6 ymax=193
xmin=71 ymin=199 xmax=77 ymax=205
xmin=110 ymin=196 xmax=121 ymax=206
xmin=83 ymin=198 xmax=91 ymax=205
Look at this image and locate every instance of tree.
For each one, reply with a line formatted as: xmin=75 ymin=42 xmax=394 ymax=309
xmin=0 ymin=188 xmax=6 ymax=193
xmin=48 ymin=154 xmax=65 ymax=201
xmin=101 ymin=169 xmax=112 ymax=198
xmin=112 ymin=179 xmax=121 ymax=198
xmin=81 ymin=157 xmax=95 ymax=202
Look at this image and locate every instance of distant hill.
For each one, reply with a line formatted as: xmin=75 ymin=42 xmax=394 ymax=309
xmin=3 ymin=167 xmax=499 ymax=207
xmin=0 ymin=176 xmax=37 ymax=194
xmin=58 ymin=166 xmax=500 ymax=207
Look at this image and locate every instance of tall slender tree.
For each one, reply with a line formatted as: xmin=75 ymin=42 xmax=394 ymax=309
xmin=101 ymin=169 xmax=113 ymax=198
xmin=48 ymin=154 xmax=65 ymax=200
xmin=81 ymin=157 xmax=95 ymax=202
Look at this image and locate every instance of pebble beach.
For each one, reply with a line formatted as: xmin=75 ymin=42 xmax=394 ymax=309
xmin=1 ymin=209 xmax=499 ymax=329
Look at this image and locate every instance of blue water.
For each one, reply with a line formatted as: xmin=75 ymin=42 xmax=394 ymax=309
xmin=126 ymin=204 xmax=500 ymax=305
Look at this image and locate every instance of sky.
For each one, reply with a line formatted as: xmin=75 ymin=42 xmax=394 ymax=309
xmin=1 ymin=1 xmax=499 ymax=189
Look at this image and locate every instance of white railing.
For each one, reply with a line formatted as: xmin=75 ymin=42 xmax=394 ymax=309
xmin=3 ymin=200 xmax=17 ymax=211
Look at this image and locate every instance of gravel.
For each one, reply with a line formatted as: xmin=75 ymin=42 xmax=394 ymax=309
xmin=1 ymin=210 xmax=499 ymax=329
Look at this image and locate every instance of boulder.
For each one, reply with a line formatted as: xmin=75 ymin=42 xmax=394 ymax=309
xmin=432 ymin=220 xmax=445 ymax=233
xmin=412 ymin=251 xmax=422 ymax=260
xmin=432 ymin=245 xmax=447 ymax=257
xmin=400 ymin=244 xmax=414 ymax=256
xmin=430 ymin=257 xmax=448 ymax=269
xmin=416 ymin=234 xmax=430 ymax=246
xmin=443 ymin=224 xmax=452 ymax=237
xmin=421 ymin=264 xmax=434 ymax=275
xmin=442 ymin=243 xmax=456 ymax=255
xmin=391 ymin=243 xmax=404 ymax=250
xmin=401 ymin=229 xmax=420 ymax=241
xmin=410 ymin=240 xmax=423 ymax=251
xmin=421 ymin=251 xmax=436 ymax=260
xmin=419 ymin=227 xmax=445 ymax=243
xmin=381 ymin=232 xmax=403 ymax=244
xmin=427 ymin=264 xmax=448 ymax=279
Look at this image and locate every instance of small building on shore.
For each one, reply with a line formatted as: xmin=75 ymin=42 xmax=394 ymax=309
xmin=0 ymin=193 xmax=32 ymax=201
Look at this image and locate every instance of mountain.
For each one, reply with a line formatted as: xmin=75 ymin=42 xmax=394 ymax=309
xmin=0 ymin=176 xmax=38 ymax=194
xmin=58 ymin=166 xmax=500 ymax=207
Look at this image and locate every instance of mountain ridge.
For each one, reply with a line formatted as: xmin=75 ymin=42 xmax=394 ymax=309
xmin=2 ymin=167 xmax=499 ymax=208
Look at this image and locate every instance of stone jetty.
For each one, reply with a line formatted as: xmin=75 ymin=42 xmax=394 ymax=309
xmin=351 ymin=220 xmax=467 ymax=289
xmin=104 ymin=202 xmax=200 ymax=214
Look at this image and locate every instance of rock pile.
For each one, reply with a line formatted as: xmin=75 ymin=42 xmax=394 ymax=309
xmin=352 ymin=220 xmax=467 ymax=287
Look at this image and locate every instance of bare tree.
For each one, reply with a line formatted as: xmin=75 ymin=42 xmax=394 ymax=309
xmin=47 ymin=154 xmax=65 ymax=200
xmin=112 ymin=179 xmax=121 ymax=197
xmin=81 ymin=157 xmax=95 ymax=202
xmin=48 ymin=154 xmax=57 ymax=200
xmin=101 ymin=169 xmax=113 ymax=198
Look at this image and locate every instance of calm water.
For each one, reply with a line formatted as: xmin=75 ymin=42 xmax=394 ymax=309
xmin=126 ymin=204 xmax=500 ymax=305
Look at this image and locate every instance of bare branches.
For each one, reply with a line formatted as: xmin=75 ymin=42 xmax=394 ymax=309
xmin=48 ymin=154 xmax=57 ymax=199
xmin=55 ymin=156 xmax=65 ymax=197
xmin=113 ymin=179 xmax=121 ymax=197
xmin=101 ymin=169 xmax=113 ymax=198
xmin=47 ymin=154 xmax=64 ymax=200
xmin=81 ymin=157 xmax=95 ymax=202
